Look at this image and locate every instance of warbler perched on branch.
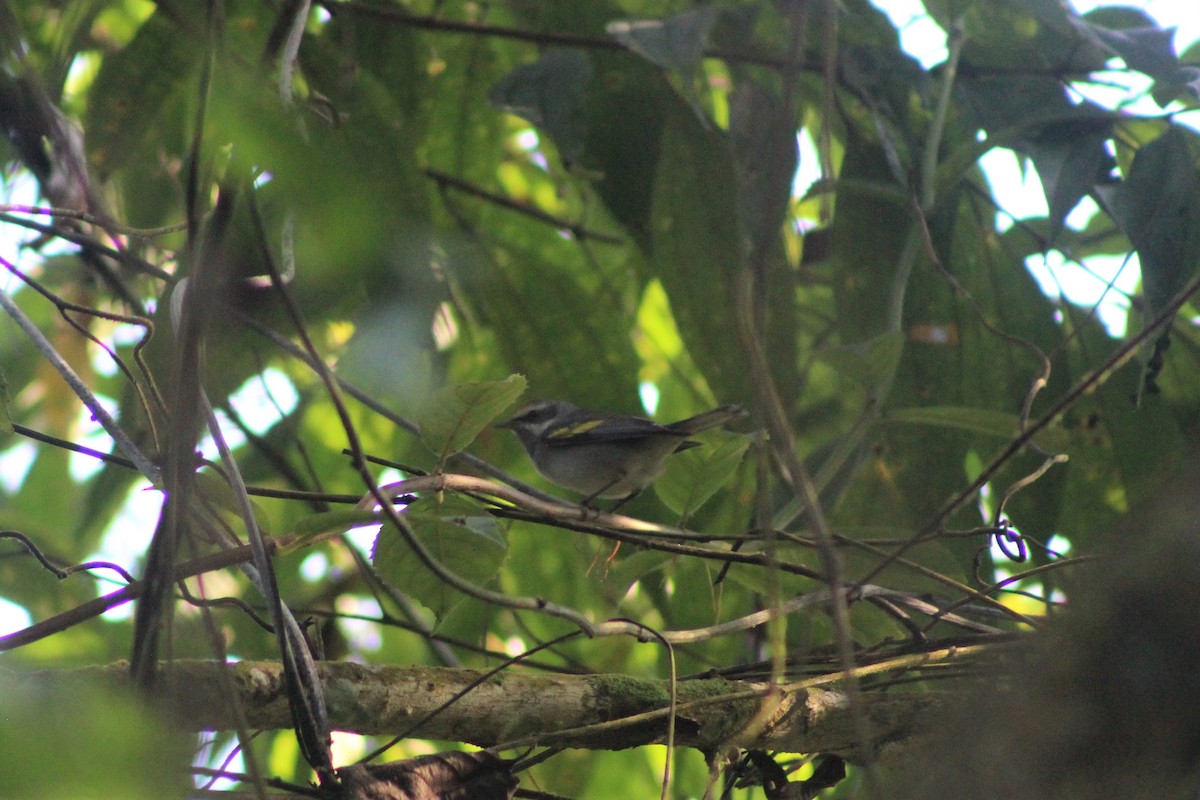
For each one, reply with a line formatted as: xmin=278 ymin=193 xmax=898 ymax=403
xmin=498 ymin=400 xmax=746 ymax=505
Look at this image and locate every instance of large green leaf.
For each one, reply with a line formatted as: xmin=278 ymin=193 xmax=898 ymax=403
xmin=1091 ymin=24 xmax=1178 ymax=77
xmin=650 ymin=102 xmax=750 ymax=401
xmin=84 ymin=9 xmax=200 ymax=180
xmin=579 ymin=53 xmax=676 ymax=248
xmin=487 ymin=49 xmax=593 ymax=162
xmin=815 ymin=332 xmax=905 ymax=394
xmin=606 ymin=6 xmax=719 ymax=73
xmin=415 ymin=376 xmax=527 ymax=461
xmin=1027 ymin=119 xmax=1115 ymax=243
xmin=925 ymin=0 xmax=1106 ymax=72
xmin=886 ymin=406 xmax=1068 ymax=453
xmin=477 ymin=243 xmax=641 ymax=408
xmin=655 ymin=429 xmax=751 ymax=518
xmin=370 ymin=501 xmax=508 ymax=619
xmin=830 ymin=139 xmax=911 ymax=342
xmin=1097 ymin=127 xmax=1200 ymax=320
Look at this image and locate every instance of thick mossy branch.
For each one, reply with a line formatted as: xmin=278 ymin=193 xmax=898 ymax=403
xmin=5 ymin=660 xmax=941 ymax=759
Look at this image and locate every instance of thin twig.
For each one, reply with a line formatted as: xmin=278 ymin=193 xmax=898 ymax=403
xmin=0 ymin=287 xmax=160 ymax=482
xmin=425 ymin=169 xmax=624 ymax=244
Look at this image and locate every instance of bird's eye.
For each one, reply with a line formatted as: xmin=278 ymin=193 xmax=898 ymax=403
xmin=516 ymin=404 xmax=556 ymax=424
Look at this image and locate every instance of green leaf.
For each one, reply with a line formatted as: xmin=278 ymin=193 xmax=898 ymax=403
xmin=1081 ymin=6 xmax=1157 ymax=30
xmin=885 ymin=406 xmax=1068 ymax=453
xmin=814 ymin=332 xmax=905 ymax=392
xmin=1101 ymin=355 xmax=1188 ymax=497
xmin=578 ymin=54 xmax=674 ymax=247
xmin=729 ymin=81 xmax=800 ymax=260
xmin=656 ymin=429 xmax=751 ymax=517
xmin=404 ymin=492 xmax=495 ymax=522
xmin=650 ymin=101 xmax=750 ymax=400
xmin=1027 ymin=119 xmax=1114 ymax=243
xmin=1096 ymin=127 xmax=1200 ymax=319
xmin=487 ymin=49 xmax=593 ymax=162
xmin=371 ymin=512 xmax=507 ymax=618
xmin=1089 ymin=24 xmax=1180 ymax=81
xmin=957 ymin=74 xmax=1077 ymax=141
xmin=830 ymin=143 xmax=912 ymax=342
xmin=416 ymin=376 xmax=527 ymax=462
xmin=1089 ymin=17 xmax=1200 ymax=104
xmin=933 ymin=0 xmax=1105 ymax=72
xmin=85 ymin=9 xmax=200 ymax=180
xmin=282 ymin=508 xmax=383 ymax=552
xmin=480 ymin=248 xmax=640 ymax=407
xmin=606 ymin=6 xmax=720 ymax=73
xmin=1150 ymin=66 xmax=1200 ymax=107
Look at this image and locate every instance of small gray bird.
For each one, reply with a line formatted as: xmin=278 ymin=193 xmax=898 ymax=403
xmin=498 ymin=400 xmax=746 ymax=504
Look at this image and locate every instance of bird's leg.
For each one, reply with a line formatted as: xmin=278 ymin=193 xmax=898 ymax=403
xmin=578 ymin=473 xmax=630 ymax=508
xmin=606 ymin=489 xmax=641 ymax=513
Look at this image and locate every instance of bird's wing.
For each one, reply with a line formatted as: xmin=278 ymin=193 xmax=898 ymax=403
xmin=543 ymin=415 xmax=680 ymax=446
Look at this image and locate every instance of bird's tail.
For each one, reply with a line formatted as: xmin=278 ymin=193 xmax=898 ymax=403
xmin=669 ymin=404 xmax=748 ymax=435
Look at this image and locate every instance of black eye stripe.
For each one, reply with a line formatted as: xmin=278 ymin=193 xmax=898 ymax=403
xmin=507 ymin=404 xmax=558 ymax=426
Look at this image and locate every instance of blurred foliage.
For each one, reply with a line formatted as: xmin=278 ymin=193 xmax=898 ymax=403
xmin=0 ymin=673 xmax=192 ymax=798
xmin=2 ymin=0 xmax=1200 ymax=797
